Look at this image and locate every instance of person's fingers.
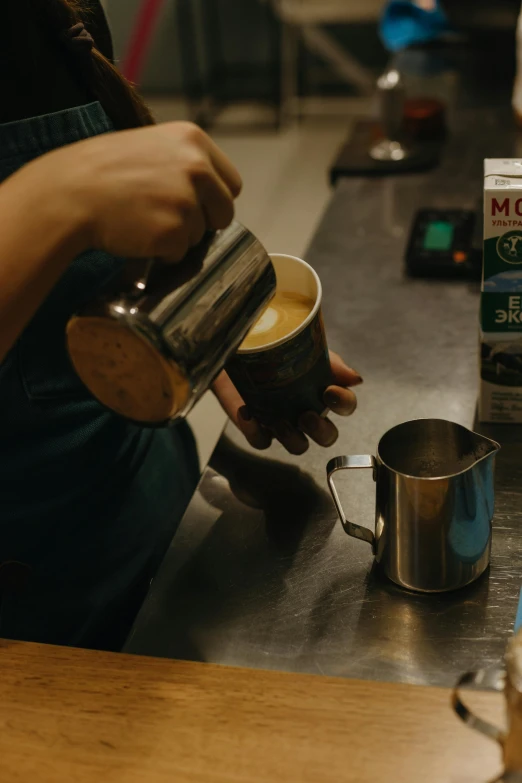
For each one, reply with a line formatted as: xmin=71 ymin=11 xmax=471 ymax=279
xmin=154 ymin=218 xmax=190 ymax=263
xmin=323 ymin=386 xmax=358 ymax=417
xmin=298 ymin=412 xmax=339 ymax=447
xmin=204 ymin=136 xmax=243 ymax=198
xmin=329 ymin=351 xmax=363 ymax=387
xmin=155 ymin=177 xmax=229 ymax=262
xmin=187 ymin=206 xmax=207 ymax=248
xmin=272 ymin=422 xmax=309 ymax=455
xmin=198 ymin=173 xmax=235 ymax=230
xmin=152 ymin=181 xmax=205 ymax=262
xmin=167 ymin=180 xmax=208 ymax=247
xmin=237 ymin=407 xmax=273 ymax=450
xmin=212 ymin=371 xmax=272 ymax=450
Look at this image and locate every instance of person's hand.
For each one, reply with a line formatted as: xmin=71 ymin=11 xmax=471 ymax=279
xmin=49 ymin=122 xmax=242 ymax=261
xmin=212 ymin=351 xmax=362 ymax=455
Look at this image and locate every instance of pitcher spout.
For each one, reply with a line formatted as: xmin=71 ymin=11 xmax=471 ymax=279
xmin=468 ymin=429 xmax=501 ymax=464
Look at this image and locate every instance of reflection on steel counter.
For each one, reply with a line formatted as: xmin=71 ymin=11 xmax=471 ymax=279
xmin=126 ymin=422 xmax=520 ymax=687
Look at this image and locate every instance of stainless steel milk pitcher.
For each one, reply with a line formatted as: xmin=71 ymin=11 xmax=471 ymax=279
xmin=327 ymin=419 xmax=500 ymax=593
xmin=67 ymin=222 xmax=276 ymax=425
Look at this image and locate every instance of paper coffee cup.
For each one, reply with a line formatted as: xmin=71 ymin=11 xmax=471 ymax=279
xmin=226 ymin=254 xmax=333 ymax=426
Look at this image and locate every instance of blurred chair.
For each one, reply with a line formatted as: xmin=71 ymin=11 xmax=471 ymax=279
xmin=271 ymin=0 xmax=385 ymax=122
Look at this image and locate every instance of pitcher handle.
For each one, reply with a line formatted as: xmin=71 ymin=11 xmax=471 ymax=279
xmin=326 ymin=456 xmax=376 ymax=549
xmin=452 ymin=668 xmax=506 ymax=745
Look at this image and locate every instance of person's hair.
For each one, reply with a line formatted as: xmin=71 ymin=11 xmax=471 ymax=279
xmin=35 ymin=0 xmax=155 ymax=130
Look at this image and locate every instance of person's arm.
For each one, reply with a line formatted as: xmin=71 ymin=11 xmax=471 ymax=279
xmin=0 ymin=121 xmax=241 ymax=363
xmin=0 ymin=165 xmax=88 ymax=362
xmin=0 ymin=119 xmax=360 ymax=453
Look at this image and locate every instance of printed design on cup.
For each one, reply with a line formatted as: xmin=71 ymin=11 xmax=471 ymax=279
xmin=235 ymin=314 xmax=326 ymax=390
xmin=227 ymin=312 xmax=332 ymax=425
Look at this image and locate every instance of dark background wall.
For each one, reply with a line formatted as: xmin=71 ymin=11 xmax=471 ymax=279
xmin=105 ymin=0 xmax=277 ymax=94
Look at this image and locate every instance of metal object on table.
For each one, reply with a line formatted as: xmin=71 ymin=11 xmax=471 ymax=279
xmin=126 ymin=49 xmax=522 ymax=689
xmin=370 ymin=69 xmax=410 ymax=162
xmin=67 ymin=222 xmax=276 ymax=425
xmin=328 ymin=420 xmax=499 ymax=593
xmin=453 ymin=629 xmax=522 ymax=775
xmin=453 ymin=668 xmax=506 ymax=743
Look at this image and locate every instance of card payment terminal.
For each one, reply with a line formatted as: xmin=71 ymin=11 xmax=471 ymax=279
xmin=406 ymin=209 xmax=481 ymax=279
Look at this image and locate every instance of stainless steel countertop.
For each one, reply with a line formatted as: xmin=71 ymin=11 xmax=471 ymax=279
xmin=127 ymin=54 xmax=522 ymax=687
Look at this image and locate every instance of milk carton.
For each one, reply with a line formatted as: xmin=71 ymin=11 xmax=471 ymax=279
xmin=480 ymin=159 xmax=522 ymax=422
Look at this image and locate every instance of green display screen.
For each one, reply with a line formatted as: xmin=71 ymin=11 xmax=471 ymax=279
xmin=423 ymin=221 xmax=454 ymax=251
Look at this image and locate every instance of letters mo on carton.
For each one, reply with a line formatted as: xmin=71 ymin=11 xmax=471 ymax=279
xmin=492 ymin=198 xmax=522 ymax=225
xmin=495 ymin=295 xmax=522 ymax=324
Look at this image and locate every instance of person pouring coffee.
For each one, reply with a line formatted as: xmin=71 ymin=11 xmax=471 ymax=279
xmin=0 ymin=0 xmax=361 ymax=650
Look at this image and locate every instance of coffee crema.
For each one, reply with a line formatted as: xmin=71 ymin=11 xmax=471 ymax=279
xmin=240 ymin=291 xmax=315 ymax=351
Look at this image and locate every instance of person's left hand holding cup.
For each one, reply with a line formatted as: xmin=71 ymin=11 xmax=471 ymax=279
xmin=213 ymin=353 xmax=362 ymax=455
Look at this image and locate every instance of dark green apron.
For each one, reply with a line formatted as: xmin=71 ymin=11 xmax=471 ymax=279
xmin=0 ymin=102 xmax=199 ymax=649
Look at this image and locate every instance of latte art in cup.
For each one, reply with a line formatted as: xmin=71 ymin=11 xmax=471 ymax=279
xmin=240 ymin=292 xmax=315 ymax=350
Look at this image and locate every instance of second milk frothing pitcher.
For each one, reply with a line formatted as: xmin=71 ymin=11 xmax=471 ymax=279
xmin=327 ymin=419 xmax=500 ymax=593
